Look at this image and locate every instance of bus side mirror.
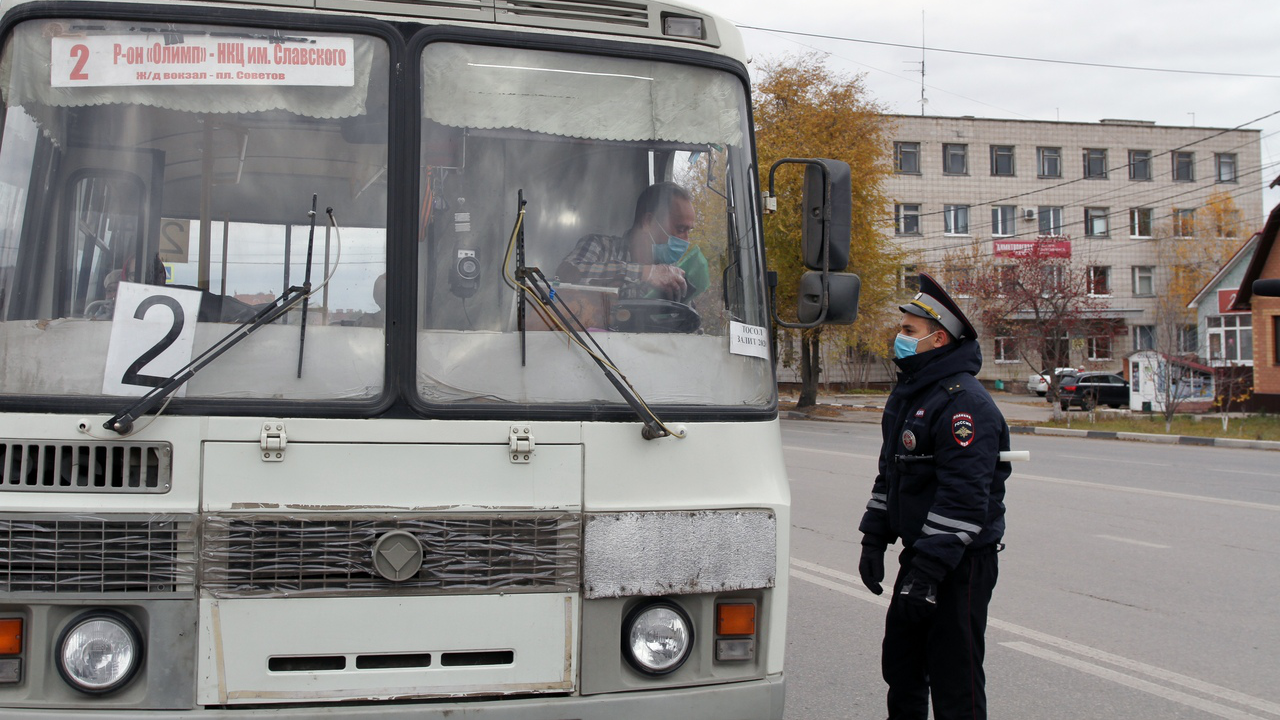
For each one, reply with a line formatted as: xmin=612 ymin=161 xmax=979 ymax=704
xmin=766 ymin=157 xmax=859 ymax=328
xmin=798 ymin=272 xmax=860 ymax=325
xmin=800 ymin=160 xmax=850 ymax=272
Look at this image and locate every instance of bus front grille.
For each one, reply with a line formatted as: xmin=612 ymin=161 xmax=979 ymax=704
xmin=201 ymin=513 xmax=581 ymax=598
xmin=0 ymin=514 xmax=196 ymax=593
xmin=0 ymin=440 xmax=171 ymax=493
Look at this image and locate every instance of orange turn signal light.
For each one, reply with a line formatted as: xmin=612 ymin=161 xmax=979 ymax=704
xmin=0 ymin=619 xmax=21 ymax=655
xmin=716 ymin=603 xmax=756 ymax=636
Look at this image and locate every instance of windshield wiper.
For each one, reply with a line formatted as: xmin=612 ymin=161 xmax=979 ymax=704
xmin=105 ymin=203 xmax=332 ymax=435
xmin=505 ymin=192 xmax=681 ymax=441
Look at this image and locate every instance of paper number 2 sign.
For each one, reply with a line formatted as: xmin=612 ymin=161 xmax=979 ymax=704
xmin=102 ymin=282 xmax=203 ymax=396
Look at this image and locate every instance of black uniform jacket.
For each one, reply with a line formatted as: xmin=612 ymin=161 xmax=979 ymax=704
xmin=858 ymin=340 xmax=1010 ymax=574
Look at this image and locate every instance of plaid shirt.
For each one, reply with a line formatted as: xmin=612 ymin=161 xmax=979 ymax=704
xmin=557 ymin=234 xmax=646 ymax=296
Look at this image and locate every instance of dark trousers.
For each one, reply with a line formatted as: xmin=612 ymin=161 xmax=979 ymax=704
xmin=882 ymin=549 xmax=999 ymax=720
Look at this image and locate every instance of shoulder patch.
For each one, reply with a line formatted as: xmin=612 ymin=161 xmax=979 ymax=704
xmin=951 ymin=412 xmax=975 ymax=447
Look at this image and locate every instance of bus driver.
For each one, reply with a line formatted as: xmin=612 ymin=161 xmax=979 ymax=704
xmin=556 ymin=182 xmax=706 ymax=302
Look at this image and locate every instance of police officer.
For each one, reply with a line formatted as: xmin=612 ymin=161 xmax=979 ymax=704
xmin=858 ymin=273 xmax=1010 ymax=720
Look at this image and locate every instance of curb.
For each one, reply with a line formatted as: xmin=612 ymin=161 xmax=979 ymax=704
xmin=1008 ymin=425 xmax=1280 ymax=452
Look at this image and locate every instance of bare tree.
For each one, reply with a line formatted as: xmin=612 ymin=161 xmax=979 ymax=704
xmin=945 ymin=243 xmax=1110 ymax=417
xmin=1213 ymin=364 xmax=1252 ymax=432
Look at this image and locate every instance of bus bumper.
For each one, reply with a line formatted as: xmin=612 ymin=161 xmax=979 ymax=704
xmin=0 ymin=675 xmax=785 ymax=720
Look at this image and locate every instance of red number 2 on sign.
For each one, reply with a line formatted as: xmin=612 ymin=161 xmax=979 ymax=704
xmin=69 ymin=44 xmax=89 ymax=81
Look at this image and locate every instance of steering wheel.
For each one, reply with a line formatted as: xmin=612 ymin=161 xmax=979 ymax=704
xmin=609 ymin=298 xmax=701 ymax=334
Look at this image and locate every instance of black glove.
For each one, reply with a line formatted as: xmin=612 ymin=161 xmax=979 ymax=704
xmin=858 ymin=540 xmax=887 ymax=595
xmin=895 ymin=568 xmax=938 ymax=624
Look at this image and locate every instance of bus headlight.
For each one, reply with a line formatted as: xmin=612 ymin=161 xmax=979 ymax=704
xmin=622 ymin=601 xmax=693 ymax=675
xmin=56 ymin=611 xmax=144 ymax=694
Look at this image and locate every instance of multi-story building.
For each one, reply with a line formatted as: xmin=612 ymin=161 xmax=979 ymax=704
xmin=883 ymin=114 xmax=1263 ymax=384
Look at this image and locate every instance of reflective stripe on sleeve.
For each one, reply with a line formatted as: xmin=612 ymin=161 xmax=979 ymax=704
xmin=923 ymin=525 xmax=973 ymax=544
xmin=926 ymin=512 xmax=982 ymax=534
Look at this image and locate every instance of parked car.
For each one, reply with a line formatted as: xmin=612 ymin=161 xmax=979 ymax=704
xmin=1058 ymin=372 xmax=1130 ymax=410
xmin=1027 ymin=367 xmax=1078 ymax=396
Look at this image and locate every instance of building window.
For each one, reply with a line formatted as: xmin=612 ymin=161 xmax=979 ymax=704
xmin=991 ymin=205 xmax=1016 ymax=236
xmin=1037 ymin=147 xmax=1061 ymax=178
xmin=1038 ymin=206 xmax=1063 ymax=236
xmin=895 ymin=142 xmax=921 ymax=174
xmin=1215 ymin=209 xmax=1242 ymax=238
xmin=1043 ymin=265 xmax=1065 ymax=295
xmin=1085 ymin=207 xmax=1110 ymax=237
xmin=1133 ymin=324 xmax=1156 ymax=351
xmin=1083 ymin=148 xmax=1108 ymax=179
xmin=943 ymin=144 xmax=968 ymax=174
xmin=1216 ymin=153 xmax=1237 ymax=183
xmin=1130 ymin=207 xmax=1153 ymax=237
xmin=999 ymin=265 xmax=1017 ymax=294
xmin=1087 ymin=335 xmax=1113 ymax=361
xmin=901 ymin=264 xmax=920 ymax=292
xmin=994 ymin=336 xmax=1018 ymax=363
xmin=943 ymin=204 xmax=970 ymax=235
xmin=948 ymin=266 xmax=974 ymax=296
xmin=1129 ymin=150 xmax=1152 ymax=180
xmin=1208 ymin=315 xmax=1252 ymax=364
xmin=1132 ymin=266 xmax=1154 ymax=296
xmin=990 ymin=145 xmax=1015 ymax=176
xmin=1179 ymin=325 xmax=1198 ymax=354
xmin=895 ymin=203 xmax=921 ymax=235
xmin=1173 ymin=208 xmax=1196 ymax=237
xmin=1173 ymin=151 xmax=1195 ymax=182
xmin=1088 ymin=266 xmax=1111 ymax=296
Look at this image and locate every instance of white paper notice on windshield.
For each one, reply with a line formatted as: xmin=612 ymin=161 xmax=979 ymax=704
xmin=51 ymin=35 xmax=355 ymax=87
xmin=729 ymin=321 xmax=770 ymax=360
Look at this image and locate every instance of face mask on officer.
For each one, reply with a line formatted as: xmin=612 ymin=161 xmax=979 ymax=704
xmin=894 ymin=329 xmax=942 ymax=360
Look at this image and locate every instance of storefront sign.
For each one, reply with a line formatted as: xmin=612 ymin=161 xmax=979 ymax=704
xmin=992 ymin=239 xmax=1072 ymax=259
xmin=51 ymin=35 xmax=354 ymax=87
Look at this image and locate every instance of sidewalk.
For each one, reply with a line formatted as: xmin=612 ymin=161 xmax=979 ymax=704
xmin=781 ymin=390 xmax=1280 ymax=452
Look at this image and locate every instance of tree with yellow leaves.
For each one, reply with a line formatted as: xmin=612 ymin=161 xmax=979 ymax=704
xmin=1149 ymin=190 xmax=1248 ymax=429
xmin=753 ymin=53 xmax=901 ymax=406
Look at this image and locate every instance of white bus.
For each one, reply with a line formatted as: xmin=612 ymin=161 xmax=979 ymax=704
xmin=0 ymin=0 xmax=856 ymax=716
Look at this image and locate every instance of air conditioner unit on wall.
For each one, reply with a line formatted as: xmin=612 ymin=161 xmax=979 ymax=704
xmin=1022 ymin=208 xmax=1037 ymax=220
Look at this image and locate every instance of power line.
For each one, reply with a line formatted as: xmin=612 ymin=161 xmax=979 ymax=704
xmin=898 ymin=154 xmax=1278 ymax=251
xmin=735 ymin=25 xmax=1280 ymax=80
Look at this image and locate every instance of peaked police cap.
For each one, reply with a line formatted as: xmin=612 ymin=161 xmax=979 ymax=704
xmin=899 ymin=272 xmax=978 ymax=341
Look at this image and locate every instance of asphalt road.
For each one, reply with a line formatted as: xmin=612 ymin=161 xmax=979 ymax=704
xmin=780 ymin=418 xmax=1280 ymax=720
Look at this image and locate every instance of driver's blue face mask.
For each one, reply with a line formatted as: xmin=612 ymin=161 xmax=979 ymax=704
xmin=894 ymin=330 xmax=939 ymax=360
xmin=650 ymin=221 xmax=690 ymax=265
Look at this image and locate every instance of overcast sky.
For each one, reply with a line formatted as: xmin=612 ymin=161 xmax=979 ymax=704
xmin=690 ymin=0 xmax=1280 ymax=226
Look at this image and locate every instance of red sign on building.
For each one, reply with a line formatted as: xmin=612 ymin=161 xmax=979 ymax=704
xmin=1217 ymin=288 xmax=1244 ymax=314
xmin=992 ymin=238 xmax=1072 ymax=259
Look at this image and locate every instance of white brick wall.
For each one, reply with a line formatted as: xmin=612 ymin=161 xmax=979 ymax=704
xmin=884 ymin=115 xmax=1264 ymax=382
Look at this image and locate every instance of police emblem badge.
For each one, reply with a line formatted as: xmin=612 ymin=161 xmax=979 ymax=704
xmin=902 ymin=429 xmax=917 ymax=451
xmin=951 ymin=412 xmax=975 ymax=447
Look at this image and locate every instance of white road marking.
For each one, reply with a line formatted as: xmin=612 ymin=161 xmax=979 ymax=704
xmin=791 ymin=558 xmax=1280 ymax=717
xmin=1001 ymin=642 xmax=1268 ymax=720
xmin=782 ymin=445 xmax=878 ymax=460
xmin=1017 ymin=473 xmax=1280 ymax=512
xmin=1216 ymin=468 xmax=1280 ymax=478
xmin=1058 ymin=454 xmax=1171 ymax=467
xmin=1094 ymin=534 xmax=1171 ymax=549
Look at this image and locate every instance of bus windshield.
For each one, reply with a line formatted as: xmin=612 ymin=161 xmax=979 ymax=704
xmin=0 ymin=19 xmax=389 ymax=401
xmin=415 ymin=43 xmax=772 ymax=408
